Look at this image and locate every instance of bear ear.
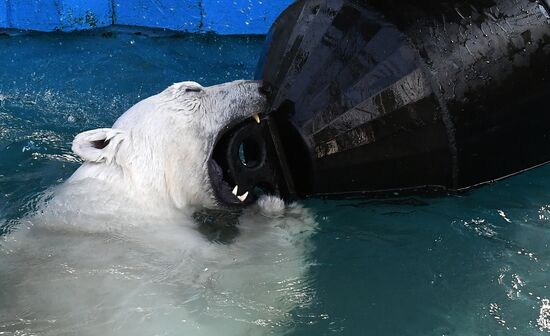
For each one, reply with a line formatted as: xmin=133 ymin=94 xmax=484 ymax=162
xmin=72 ymin=128 xmax=127 ymax=164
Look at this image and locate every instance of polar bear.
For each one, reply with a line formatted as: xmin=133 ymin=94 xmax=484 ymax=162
xmin=0 ymin=80 xmax=317 ymax=336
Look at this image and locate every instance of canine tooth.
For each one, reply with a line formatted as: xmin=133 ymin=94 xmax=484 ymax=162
xmin=237 ymin=192 xmax=249 ymax=202
xmin=232 ymin=185 xmax=239 ymax=196
xmin=252 ymin=113 xmax=260 ymax=124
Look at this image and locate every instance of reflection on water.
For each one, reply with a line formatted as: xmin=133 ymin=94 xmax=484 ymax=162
xmin=1 ymin=31 xmax=550 ymax=335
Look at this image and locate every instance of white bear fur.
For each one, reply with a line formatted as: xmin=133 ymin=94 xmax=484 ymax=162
xmin=69 ymin=80 xmax=265 ymax=210
xmin=0 ymin=81 xmax=317 ymax=336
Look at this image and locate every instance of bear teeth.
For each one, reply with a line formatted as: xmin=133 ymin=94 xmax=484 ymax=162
xmin=232 ymin=185 xmax=248 ymax=202
xmin=237 ymin=192 xmax=249 ymax=202
xmin=253 ymin=113 xmax=260 ymax=124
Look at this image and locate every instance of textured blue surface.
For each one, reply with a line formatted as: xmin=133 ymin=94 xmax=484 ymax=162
xmin=0 ymin=1 xmax=7 ymax=28
xmin=7 ymin=0 xmax=61 ymax=31
xmin=0 ymin=0 xmax=293 ymax=34
xmin=58 ymin=0 xmax=112 ymax=30
xmin=202 ymin=0 xmax=292 ymax=35
xmin=6 ymin=0 xmax=113 ymax=31
xmin=113 ymin=0 xmax=201 ymax=31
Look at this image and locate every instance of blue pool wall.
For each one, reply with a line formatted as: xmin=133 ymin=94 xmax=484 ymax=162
xmin=0 ymin=0 xmax=294 ymax=34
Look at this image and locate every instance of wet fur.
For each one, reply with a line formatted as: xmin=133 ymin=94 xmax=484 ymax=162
xmin=0 ymin=81 xmax=317 ymax=336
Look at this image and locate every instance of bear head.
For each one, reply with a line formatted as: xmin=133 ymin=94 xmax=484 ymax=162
xmin=70 ymin=80 xmax=266 ymax=210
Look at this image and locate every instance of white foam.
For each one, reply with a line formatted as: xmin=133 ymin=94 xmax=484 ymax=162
xmin=0 ymin=182 xmax=317 ymax=336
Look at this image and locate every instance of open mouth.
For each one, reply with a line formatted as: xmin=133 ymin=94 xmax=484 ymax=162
xmin=208 ymin=158 xmax=258 ymax=207
xmin=208 ymin=112 xmax=267 ymax=207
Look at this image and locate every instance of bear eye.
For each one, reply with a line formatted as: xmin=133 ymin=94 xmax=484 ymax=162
xmin=185 ymin=87 xmax=202 ymax=93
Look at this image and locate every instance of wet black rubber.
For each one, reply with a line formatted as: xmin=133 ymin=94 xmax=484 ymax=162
xmin=254 ymin=0 xmax=550 ymax=199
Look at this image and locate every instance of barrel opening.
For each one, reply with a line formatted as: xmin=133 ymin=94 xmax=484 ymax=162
xmin=238 ymin=136 xmax=266 ymax=169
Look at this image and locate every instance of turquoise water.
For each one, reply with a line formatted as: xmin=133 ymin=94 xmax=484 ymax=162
xmin=1 ymin=31 xmax=550 ymax=335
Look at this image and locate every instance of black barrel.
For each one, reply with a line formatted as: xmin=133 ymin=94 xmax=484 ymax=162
xmin=210 ymin=0 xmax=550 ymax=205
xmin=255 ymin=0 xmax=550 ymax=198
